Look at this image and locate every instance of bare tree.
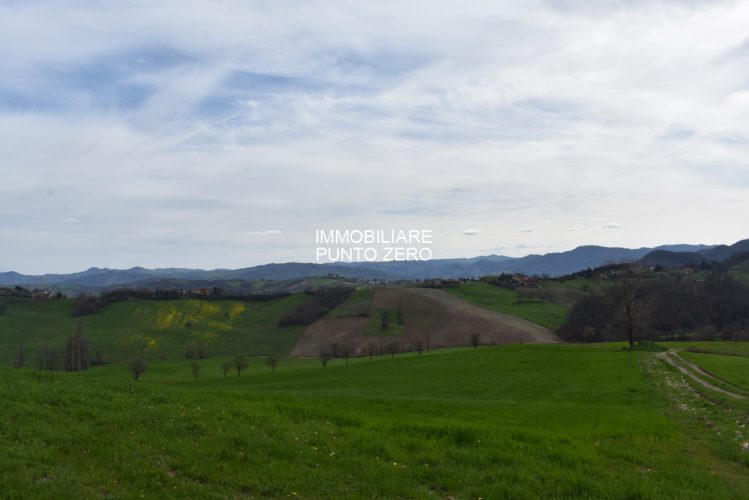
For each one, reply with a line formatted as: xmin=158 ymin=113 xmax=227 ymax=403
xmin=128 ymin=358 xmax=147 ymax=381
xmin=266 ymin=356 xmax=278 ymax=373
xmin=35 ymin=345 xmax=60 ymax=371
xmin=190 ymin=361 xmax=201 ymax=380
xmin=319 ymin=351 xmax=332 ymax=368
xmin=339 ymin=344 xmax=353 ymax=366
xmin=599 ymin=265 xmax=647 ymax=347
xmin=221 ymin=362 xmax=231 ymax=378
xmin=365 ymin=343 xmax=377 ymax=361
xmin=470 ymin=333 xmax=480 ymax=349
xmin=385 ymin=341 xmax=399 ymax=358
xmin=64 ymin=322 xmax=90 ymax=372
xmin=411 ymin=340 xmax=424 ymax=355
xmin=234 ymin=355 xmax=248 ymax=376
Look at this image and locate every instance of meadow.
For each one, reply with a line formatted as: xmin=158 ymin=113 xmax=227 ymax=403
xmin=2 ymin=344 xmax=749 ymax=498
xmin=445 ymin=282 xmax=570 ymax=329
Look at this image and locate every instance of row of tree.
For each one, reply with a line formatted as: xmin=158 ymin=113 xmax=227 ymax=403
xmin=127 ymin=354 xmax=281 ymax=381
xmin=101 ymin=288 xmax=290 ymax=302
xmin=73 ymin=288 xmax=292 ymax=317
xmin=72 ymin=294 xmax=128 ymax=316
xmin=13 ymin=324 xmax=104 ymax=371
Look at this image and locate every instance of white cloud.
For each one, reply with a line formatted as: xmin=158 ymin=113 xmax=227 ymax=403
xmin=1 ymin=1 xmax=749 ymax=272
xmin=604 ymin=222 xmax=622 ymax=230
xmin=461 ymin=229 xmax=481 ymax=236
xmin=249 ymin=230 xmax=284 ymax=236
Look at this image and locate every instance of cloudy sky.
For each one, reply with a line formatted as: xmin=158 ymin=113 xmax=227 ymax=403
xmin=2 ymin=0 xmax=749 ymax=273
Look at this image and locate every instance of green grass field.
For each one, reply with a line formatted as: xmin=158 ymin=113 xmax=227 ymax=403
xmin=0 ymin=294 xmax=310 ymax=363
xmin=446 ymin=282 xmax=570 ymax=329
xmin=2 ymin=344 xmax=749 ymax=497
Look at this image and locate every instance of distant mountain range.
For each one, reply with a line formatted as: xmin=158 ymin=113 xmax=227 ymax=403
xmin=2 ymin=239 xmax=747 ymax=292
xmin=639 ymin=239 xmax=749 ymax=268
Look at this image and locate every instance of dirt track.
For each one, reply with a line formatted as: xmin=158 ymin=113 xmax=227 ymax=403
xmin=291 ymin=287 xmax=559 ymax=357
xmin=658 ymin=349 xmax=745 ymax=400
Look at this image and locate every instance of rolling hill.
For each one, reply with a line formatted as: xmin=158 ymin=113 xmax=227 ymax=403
xmin=290 ymin=286 xmax=560 ymax=357
xmin=1 ymin=280 xmax=569 ymax=364
xmin=0 ymin=294 xmax=311 ymax=364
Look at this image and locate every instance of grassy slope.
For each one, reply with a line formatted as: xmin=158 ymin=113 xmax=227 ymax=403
xmin=0 ymin=294 xmax=309 ymax=363
xmin=2 ymin=344 xmax=748 ymax=498
xmin=445 ymin=282 xmax=569 ymax=330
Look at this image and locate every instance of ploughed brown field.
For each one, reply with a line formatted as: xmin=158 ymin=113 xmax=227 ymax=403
xmin=290 ymin=287 xmax=558 ymax=356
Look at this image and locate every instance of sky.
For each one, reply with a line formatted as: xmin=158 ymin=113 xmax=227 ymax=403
xmin=2 ymin=0 xmax=749 ymax=274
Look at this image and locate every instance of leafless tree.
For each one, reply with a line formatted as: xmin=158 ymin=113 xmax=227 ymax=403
xmin=598 ymin=265 xmax=648 ymax=346
xmin=221 ymin=362 xmax=231 ymax=378
xmin=470 ymin=333 xmax=480 ymax=349
xmin=339 ymin=344 xmax=353 ymax=366
xmin=64 ymin=322 xmax=90 ymax=372
xmin=35 ymin=345 xmax=59 ymax=371
xmin=411 ymin=340 xmax=424 ymax=355
xmin=365 ymin=343 xmax=377 ymax=361
xmin=266 ymin=356 xmax=278 ymax=373
xmin=128 ymin=358 xmax=147 ymax=381
xmin=385 ymin=341 xmax=399 ymax=358
xmin=190 ymin=361 xmax=201 ymax=380
xmin=234 ymin=355 xmax=248 ymax=376
xmin=319 ymin=351 xmax=332 ymax=368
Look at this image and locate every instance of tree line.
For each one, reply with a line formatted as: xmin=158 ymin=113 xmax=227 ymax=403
xmin=72 ymin=288 xmax=291 ymax=316
xmin=557 ymin=269 xmax=749 ymax=344
xmin=13 ymin=323 xmax=105 ymax=371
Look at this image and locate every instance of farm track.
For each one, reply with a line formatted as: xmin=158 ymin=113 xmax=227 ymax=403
xmin=657 ymin=349 xmax=746 ymax=400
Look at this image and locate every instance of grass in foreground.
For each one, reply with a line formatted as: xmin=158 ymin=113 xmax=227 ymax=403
xmin=446 ymin=282 xmax=570 ymax=329
xmin=2 ymin=344 xmax=748 ymax=498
